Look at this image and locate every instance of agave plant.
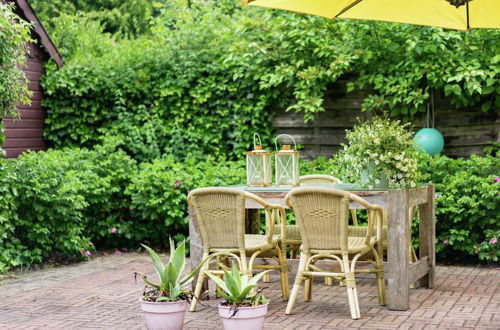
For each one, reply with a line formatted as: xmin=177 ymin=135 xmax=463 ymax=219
xmin=205 ymin=264 xmax=270 ymax=306
xmin=138 ymin=239 xmax=206 ymax=302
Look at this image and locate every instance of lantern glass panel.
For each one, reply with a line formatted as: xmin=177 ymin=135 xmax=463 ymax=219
xmin=246 ymin=151 xmax=272 ymax=186
xmin=275 ymin=150 xmax=299 ymax=186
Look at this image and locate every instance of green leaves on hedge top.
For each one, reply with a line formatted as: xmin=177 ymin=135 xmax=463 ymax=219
xmin=40 ymin=1 xmax=500 ymax=160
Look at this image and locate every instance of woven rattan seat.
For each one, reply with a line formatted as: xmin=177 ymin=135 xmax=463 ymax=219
xmin=188 ymin=187 xmax=289 ymax=312
xmin=285 ymin=187 xmax=386 ymax=319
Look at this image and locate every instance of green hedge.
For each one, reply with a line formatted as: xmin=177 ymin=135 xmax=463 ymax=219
xmin=41 ymin=2 xmax=500 ymax=163
xmin=418 ymin=153 xmax=500 ymax=262
xmin=0 ymin=147 xmax=498 ymax=272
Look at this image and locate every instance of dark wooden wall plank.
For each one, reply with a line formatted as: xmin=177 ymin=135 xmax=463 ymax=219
xmin=273 ymin=83 xmax=500 ymax=160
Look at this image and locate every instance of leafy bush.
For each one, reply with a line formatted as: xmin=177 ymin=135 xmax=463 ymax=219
xmin=0 ymin=159 xmax=32 ymax=271
xmin=39 ymin=0 xmax=500 ymax=161
xmin=417 ymin=153 xmax=500 ymax=261
xmin=0 ymin=145 xmax=136 ymax=272
xmin=12 ymin=149 xmax=92 ymax=263
xmin=30 ymin=0 xmax=158 ymax=37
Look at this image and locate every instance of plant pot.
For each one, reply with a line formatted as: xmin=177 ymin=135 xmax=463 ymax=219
xmin=218 ymin=302 xmax=269 ymax=330
xmin=140 ymin=299 xmax=188 ymax=330
xmin=360 ymin=161 xmax=389 ymax=189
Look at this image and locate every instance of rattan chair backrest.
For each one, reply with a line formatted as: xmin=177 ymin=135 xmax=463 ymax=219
xmin=188 ymin=187 xmax=246 ymax=250
xmin=299 ymin=174 xmax=342 ymax=185
xmin=286 ymin=187 xmax=351 ymax=251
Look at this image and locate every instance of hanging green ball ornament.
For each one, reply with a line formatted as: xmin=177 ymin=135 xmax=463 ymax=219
xmin=413 ymin=128 xmax=444 ymax=156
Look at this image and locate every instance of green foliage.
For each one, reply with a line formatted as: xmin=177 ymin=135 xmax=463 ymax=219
xmin=0 ymin=159 xmax=30 ymax=272
xmin=12 ymin=149 xmax=93 ymax=263
xmin=0 ymin=144 xmax=498 ymax=272
xmin=348 ymin=23 xmax=500 ymax=119
xmin=138 ymin=240 xmax=206 ymax=302
xmin=205 ymin=263 xmax=270 ymax=306
xmin=39 ymin=1 xmax=500 ymax=161
xmin=0 ymin=3 xmax=32 ymax=155
xmin=30 ymin=0 xmax=158 ymax=37
xmin=41 ymin=13 xmax=115 ymax=62
xmin=476 ymin=230 xmax=499 ymax=263
xmin=417 ymin=153 xmax=500 ymax=261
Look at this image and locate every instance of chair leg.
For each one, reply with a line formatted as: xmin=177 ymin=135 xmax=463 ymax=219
xmin=304 ymin=276 xmax=312 ymax=301
xmin=190 ymin=253 xmax=210 ymax=312
xmin=325 ymin=277 xmax=334 ymax=286
xmin=285 ymin=252 xmax=307 ymax=315
xmin=263 ymin=274 xmax=271 ymax=283
xmin=343 ymin=255 xmax=360 ymax=319
xmin=276 ymin=245 xmax=289 ymax=301
xmin=372 ymin=248 xmax=386 ymax=306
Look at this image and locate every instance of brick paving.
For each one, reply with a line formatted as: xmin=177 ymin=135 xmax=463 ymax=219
xmin=0 ymin=253 xmax=498 ymax=329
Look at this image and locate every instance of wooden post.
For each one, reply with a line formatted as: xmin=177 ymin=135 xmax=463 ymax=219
xmin=418 ymin=184 xmax=436 ymax=288
xmin=246 ymin=209 xmax=261 ymax=234
xmin=387 ymin=189 xmax=410 ymax=310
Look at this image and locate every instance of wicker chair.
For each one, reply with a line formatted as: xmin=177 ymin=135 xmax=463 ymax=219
xmin=285 ymin=187 xmax=386 ymax=319
xmin=187 ymin=187 xmax=289 ymax=312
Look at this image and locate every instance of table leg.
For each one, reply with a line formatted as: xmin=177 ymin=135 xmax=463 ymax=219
xmin=387 ymin=189 xmax=410 ymax=310
xmin=246 ymin=209 xmax=261 ymax=234
xmin=418 ymin=185 xmax=436 ymax=288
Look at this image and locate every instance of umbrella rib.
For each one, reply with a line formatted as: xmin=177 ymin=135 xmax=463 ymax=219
xmin=335 ymin=0 xmax=364 ymax=18
xmin=466 ymin=2 xmax=470 ymax=30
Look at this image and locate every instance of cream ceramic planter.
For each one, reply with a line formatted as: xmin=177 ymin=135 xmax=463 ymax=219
xmin=140 ymin=299 xmax=188 ymax=330
xmin=218 ymin=302 xmax=269 ymax=330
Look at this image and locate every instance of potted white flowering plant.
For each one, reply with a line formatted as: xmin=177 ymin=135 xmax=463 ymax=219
xmin=333 ymin=117 xmax=419 ymax=189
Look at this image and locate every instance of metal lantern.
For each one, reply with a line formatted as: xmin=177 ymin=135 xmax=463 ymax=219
xmin=246 ymin=133 xmax=272 ymax=187
xmin=275 ymin=134 xmax=300 ymax=186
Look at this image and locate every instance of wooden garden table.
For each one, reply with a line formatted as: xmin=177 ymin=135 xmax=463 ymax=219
xmin=189 ymin=184 xmax=435 ymax=311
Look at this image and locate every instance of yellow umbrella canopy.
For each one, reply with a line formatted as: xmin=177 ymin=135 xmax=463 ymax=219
xmin=242 ymin=0 xmax=500 ymax=31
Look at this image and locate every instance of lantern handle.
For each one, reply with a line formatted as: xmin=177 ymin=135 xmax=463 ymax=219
xmin=253 ymin=133 xmax=263 ymax=149
xmin=275 ymin=134 xmax=297 ymax=151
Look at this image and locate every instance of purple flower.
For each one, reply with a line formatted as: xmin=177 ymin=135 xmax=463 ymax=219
xmin=490 ymin=237 xmax=498 ymax=244
xmin=494 ymin=177 xmax=500 ymax=183
xmin=114 ymin=250 xmax=123 ymax=255
xmin=85 ymin=251 xmax=92 ymax=257
xmin=174 ymin=180 xmax=182 ymax=189
xmin=111 ymin=227 xmax=118 ymax=234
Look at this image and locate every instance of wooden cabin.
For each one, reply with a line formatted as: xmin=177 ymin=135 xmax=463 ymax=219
xmin=3 ymin=0 xmax=63 ymax=158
